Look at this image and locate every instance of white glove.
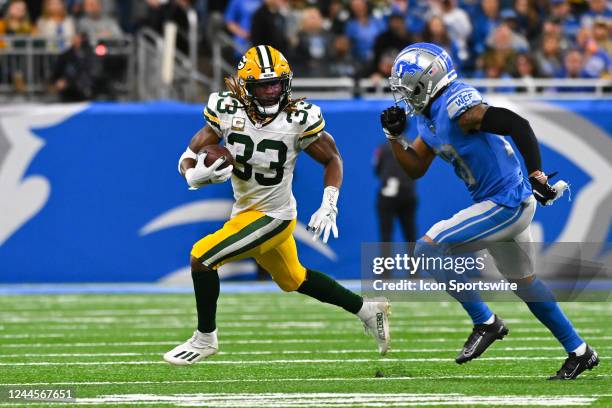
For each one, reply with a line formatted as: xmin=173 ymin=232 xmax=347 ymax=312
xmin=308 ymin=186 xmax=339 ymax=243
xmin=185 ymin=152 xmax=233 ymax=190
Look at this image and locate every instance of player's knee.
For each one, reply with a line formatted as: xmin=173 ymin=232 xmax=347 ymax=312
xmin=509 ymin=275 xmax=535 ymax=286
xmin=274 ymin=267 xmax=306 ymax=292
xmin=190 ymin=256 xmax=213 ymax=273
xmin=510 ymin=275 xmax=556 ymax=302
xmin=276 ymin=279 xmax=300 ymax=292
xmin=415 ymin=238 xmax=455 ymax=281
xmin=414 ymin=237 xmax=444 ymax=258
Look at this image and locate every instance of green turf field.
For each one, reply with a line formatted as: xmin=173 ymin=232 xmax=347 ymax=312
xmin=0 ymin=292 xmax=610 ymax=407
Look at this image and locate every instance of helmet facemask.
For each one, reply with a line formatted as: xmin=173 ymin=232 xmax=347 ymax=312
xmin=390 ymin=76 xmax=430 ymax=117
xmin=389 ymin=44 xmax=458 ymax=116
xmin=244 ymin=74 xmax=292 ymax=117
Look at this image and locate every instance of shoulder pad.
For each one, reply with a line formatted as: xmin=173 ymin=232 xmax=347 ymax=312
xmin=285 ymin=101 xmax=325 ymax=150
xmin=292 ymin=101 xmax=325 ymax=139
xmin=204 ymin=91 xmax=242 ymax=133
xmin=445 ymin=83 xmax=483 ymax=121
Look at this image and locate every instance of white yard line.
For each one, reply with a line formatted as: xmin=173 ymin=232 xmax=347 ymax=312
xmin=3 ymin=355 xmax=606 ymax=366
xmin=67 ymin=393 xmax=597 ymax=406
xmin=3 ymin=346 xmax=611 ymax=359
xmin=1 ymin=376 xmax=610 ymax=387
xmin=2 ymin=311 xmax=605 ymax=324
xmin=2 ymin=299 xmax=610 ymax=312
xmin=0 ymin=389 xmax=595 ymax=406
xmin=0 ymin=333 xmax=65 ymax=339
xmin=2 ymin=318 xmax=602 ymax=327
xmin=0 ymin=327 xmax=603 ymax=339
xmin=2 ymin=336 xmax=612 ymax=348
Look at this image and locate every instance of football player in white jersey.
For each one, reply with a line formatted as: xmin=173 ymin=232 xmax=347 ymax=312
xmin=164 ymin=45 xmax=390 ymax=365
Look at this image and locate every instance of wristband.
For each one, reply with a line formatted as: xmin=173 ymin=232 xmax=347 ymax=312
xmin=384 ymin=129 xmax=410 ymax=150
xmin=322 ymin=186 xmax=339 ymax=208
xmin=532 ymin=171 xmax=547 ymax=184
xmin=178 ymin=147 xmax=198 ymax=174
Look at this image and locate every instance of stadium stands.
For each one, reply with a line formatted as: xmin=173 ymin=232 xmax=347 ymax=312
xmin=0 ymin=0 xmax=609 ymax=101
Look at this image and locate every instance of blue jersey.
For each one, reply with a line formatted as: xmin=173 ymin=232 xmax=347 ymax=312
xmin=417 ymin=81 xmax=532 ymax=207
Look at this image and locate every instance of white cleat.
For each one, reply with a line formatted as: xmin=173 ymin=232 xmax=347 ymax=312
xmin=163 ymin=330 xmax=218 ymax=365
xmin=358 ymin=297 xmax=391 ymax=355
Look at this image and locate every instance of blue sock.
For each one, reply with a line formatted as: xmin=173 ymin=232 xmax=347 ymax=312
xmin=415 ymin=239 xmax=494 ymax=325
xmin=514 ymin=277 xmax=584 ymax=353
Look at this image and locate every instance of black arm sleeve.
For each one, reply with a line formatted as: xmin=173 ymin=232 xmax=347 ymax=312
xmin=480 ymin=106 xmax=541 ymax=175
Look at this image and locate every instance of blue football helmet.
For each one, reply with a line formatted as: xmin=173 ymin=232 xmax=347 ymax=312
xmin=389 ymin=43 xmax=458 ymax=116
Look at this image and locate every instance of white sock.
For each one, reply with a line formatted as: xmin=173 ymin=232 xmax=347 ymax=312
xmin=572 ymin=342 xmax=587 ymax=356
xmin=483 ymin=314 xmax=496 ymax=325
xmin=356 ymin=302 xmax=371 ymax=321
xmin=195 ymin=329 xmax=218 ymax=346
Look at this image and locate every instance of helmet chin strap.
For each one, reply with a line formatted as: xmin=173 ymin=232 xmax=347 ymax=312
xmin=254 ymin=99 xmax=280 ymax=116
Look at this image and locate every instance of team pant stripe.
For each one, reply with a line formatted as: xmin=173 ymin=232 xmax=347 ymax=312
xmin=199 ymin=216 xmax=274 ymax=265
xmin=213 ymin=219 xmax=291 ymax=266
xmin=436 ymin=202 xmax=498 ymax=238
xmin=438 ymin=204 xmax=525 ymax=244
xmin=437 ymin=205 xmax=505 ymax=243
xmin=466 ymin=204 xmax=525 ymax=243
xmin=430 ymin=201 xmax=498 ymax=242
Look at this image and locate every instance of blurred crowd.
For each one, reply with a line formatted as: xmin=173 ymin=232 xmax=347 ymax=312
xmin=0 ymin=0 xmax=204 ymax=41
xmin=0 ymin=0 xmax=204 ymax=100
xmin=220 ymin=0 xmax=611 ymax=80
xmin=0 ymin=0 xmax=122 ymax=47
xmin=1 ymin=0 xmax=609 ymax=100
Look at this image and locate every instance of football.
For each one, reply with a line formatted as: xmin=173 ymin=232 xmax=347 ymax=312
xmin=200 ymin=144 xmax=234 ymax=169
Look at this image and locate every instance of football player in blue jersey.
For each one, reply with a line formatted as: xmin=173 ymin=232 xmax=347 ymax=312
xmin=380 ymin=43 xmax=599 ymax=380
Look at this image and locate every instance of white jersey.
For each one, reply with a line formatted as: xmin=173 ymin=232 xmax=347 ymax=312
xmin=204 ymin=92 xmax=325 ymax=220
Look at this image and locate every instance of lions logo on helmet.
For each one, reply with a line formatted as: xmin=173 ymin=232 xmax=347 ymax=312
xmin=395 ymin=54 xmax=424 ymax=78
xmin=233 ymin=45 xmax=293 ymax=117
xmin=389 ymin=43 xmax=458 ymax=116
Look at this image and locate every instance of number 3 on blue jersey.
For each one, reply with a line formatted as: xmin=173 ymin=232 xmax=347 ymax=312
xmin=439 ymin=144 xmax=476 ymax=186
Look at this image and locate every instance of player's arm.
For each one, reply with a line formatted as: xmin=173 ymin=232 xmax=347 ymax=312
xmin=304 ymin=131 xmax=342 ymax=243
xmin=458 ymin=104 xmax=566 ymax=205
xmin=381 ymin=106 xmax=435 ymax=179
xmin=304 ymin=131 xmax=342 ymax=188
xmin=178 ymin=124 xmax=231 ymax=189
xmin=179 ymin=124 xmax=221 ymax=175
xmin=458 ymin=104 xmax=543 ymax=176
xmin=389 ymin=136 xmax=435 ymax=179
